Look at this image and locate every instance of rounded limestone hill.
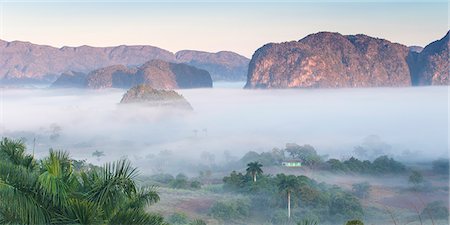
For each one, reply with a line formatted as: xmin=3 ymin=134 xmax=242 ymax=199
xmin=119 ymin=84 xmax=193 ymax=110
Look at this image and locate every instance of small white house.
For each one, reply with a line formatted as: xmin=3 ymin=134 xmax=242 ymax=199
xmin=281 ymin=160 xmax=302 ymax=167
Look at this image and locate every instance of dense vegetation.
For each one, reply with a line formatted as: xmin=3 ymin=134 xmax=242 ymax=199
xmin=1 ymin=137 xmax=448 ymax=225
xmin=239 ymin=143 xmax=407 ymax=175
xmin=0 ymin=138 xmax=167 ymax=225
xmin=325 ymin=156 xmax=406 ymax=174
xmin=221 ymin=168 xmax=364 ymax=223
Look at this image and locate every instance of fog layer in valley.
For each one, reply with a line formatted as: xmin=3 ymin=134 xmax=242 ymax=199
xmin=0 ymin=83 xmax=448 ymax=173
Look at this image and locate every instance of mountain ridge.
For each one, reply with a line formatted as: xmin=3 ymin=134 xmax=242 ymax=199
xmin=0 ymin=39 xmax=249 ymax=83
xmin=245 ymin=31 xmax=449 ymax=88
xmin=52 ymin=59 xmax=213 ymax=89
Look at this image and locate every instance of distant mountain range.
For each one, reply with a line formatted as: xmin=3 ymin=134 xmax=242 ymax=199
xmin=245 ymin=31 xmax=449 ymax=88
xmin=1 ymin=31 xmax=448 ymax=89
xmin=52 ymin=59 xmax=212 ymax=89
xmin=0 ymin=40 xmax=249 ymax=84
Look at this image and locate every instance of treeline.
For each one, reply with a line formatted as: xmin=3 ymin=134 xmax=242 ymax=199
xmin=144 ymin=173 xmax=202 ymax=190
xmin=325 ymin=156 xmax=406 ymax=174
xmin=239 ymin=143 xmax=407 ymax=174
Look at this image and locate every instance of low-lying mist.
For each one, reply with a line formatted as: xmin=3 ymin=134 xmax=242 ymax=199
xmin=1 ymin=83 xmax=448 ymax=174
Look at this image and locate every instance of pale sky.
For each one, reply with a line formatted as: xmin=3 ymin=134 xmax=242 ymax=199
xmin=0 ymin=0 xmax=448 ymax=57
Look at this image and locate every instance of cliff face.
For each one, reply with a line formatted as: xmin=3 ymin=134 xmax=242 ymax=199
xmin=52 ymin=60 xmax=212 ymax=89
xmin=409 ymin=32 xmax=449 ymax=85
xmin=245 ymin=32 xmax=412 ymax=89
xmin=136 ymin=60 xmax=212 ymax=89
xmin=0 ymin=40 xmax=248 ymax=83
xmin=176 ymin=50 xmax=249 ymax=81
xmin=85 ymin=65 xmax=137 ymax=89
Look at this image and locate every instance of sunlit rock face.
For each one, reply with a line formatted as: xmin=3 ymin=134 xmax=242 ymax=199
xmin=0 ymin=39 xmax=248 ymax=84
xmin=245 ymin=32 xmax=413 ymax=89
xmin=120 ymin=84 xmax=193 ymax=110
xmin=52 ymin=60 xmax=213 ymax=89
xmin=409 ymin=31 xmax=449 ymax=86
xmin=0 ymin=41 xmax=174 ymax=82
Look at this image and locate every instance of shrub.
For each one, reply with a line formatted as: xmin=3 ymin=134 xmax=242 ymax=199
xmin=189 ymin=219 xmax=207 ymax=225
xmin=149 ymin=173 xmax=175 ymax=184
xmin=209 ymin=198 xmax=250 ymax=221
xmin=170 ymin=173 xmax=189 ymax=189
xmin=346 ymin=220 xmax=364 ymax=225
xmin=329 ymin=193 xmax=363 ymax=220
xmin=408 ymin=171 xmax=424 ymax=185
xmin=269 ymin=209 xmax=288 ymax=225
xmin=420 ymin=201 xmax=449 ymax=220
xmin=432 ymin=158 xmax=449 ymax=174
xmin=190 ymin=180 xmax=202 ymax=189
xmin=168 ymin=212 xmax=189 ymax=225
xmin=352 ymin=182 xmax=371 ymax=199
xmin=297 ymin=219 xmax=319 ymax=225
xmin=371 ymin=155 xmax=405 ymax=173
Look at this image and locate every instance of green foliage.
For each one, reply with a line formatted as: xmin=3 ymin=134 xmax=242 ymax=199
xmin=326 ymin=155 xmax=405 ymax=174
xmin=223 ymin=170 xmax=251 ymax=191
xmin=352 ymin=182 xmax=371 ymax=199
xmin=246 ymin=161 xmax=263 ymax=181
xmin=240 ymin=149 xmax=284 ymax=166
xmin=0 ymin=137 xmax=35 ymax=169
xmin=408 ymin=170 xmax=424 ymax=185
xmin=168 ymin=212 xmax=189 ymax=225
xmin=149 ymin=173 xmax=175 ymax=184
xmin=0 ymin=137 xmax=166 ymax=225
xmin=169 ymin=173 xmax=189 ymax=189
xmin=277 ymin=174 xmax=300 ymax=195
xmin=329 ymin=193 xmax=363 ymax=221
xmin=345 ymin=219 xmax=364 ymax=225
xmin=209 ymin=198 xmax=250 ymax=221
xmin=223 ymin=169 xmax=363 ymax=222
xmin=420 ymin=201 xmax=449 ymax=220
xmin=371 ymin=155 xmax=405 ymax=173
xmin=285 ymin=143 xmax=322 ymax=167
xmin=297 ymin=219 xmax=319 ymax=225
xmin=190 ymin=180 xmax=202 ymax=189
xmin=269 ymin=209 xmax=288 ymax=224
xmin=189 ymin=219 xmax=207 ymax=225
xmin=432 ymin=158 xmax=449 ymax=174
xmin=166 ymin=173 xmax=203 ymax=190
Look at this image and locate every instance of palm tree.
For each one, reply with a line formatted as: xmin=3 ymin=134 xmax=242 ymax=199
xmin=246 ymin=161 xmax=263 ymax=182
xmin=0 ymin=137 xmax=167 ymax=225
xmin=277 ymin=174 xmax=299 ymax=220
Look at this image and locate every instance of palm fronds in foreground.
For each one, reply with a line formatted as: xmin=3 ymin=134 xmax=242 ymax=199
xmin=0 ymin=137 xmax=167 ymax=225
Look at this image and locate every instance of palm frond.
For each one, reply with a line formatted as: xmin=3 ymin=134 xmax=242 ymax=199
xmin=0 ymin=179 xmax=49 ymax=224
xmin=126 ymin=187 xmax=160 ymax=209
xmin=88 ymin=159 xmax=138 ymax=206
xmin=64 ymin=199 xmax=104 ymax=225
xmin=0 ymin=137 xmax=35 ymax=169
xmin=108 ymin=209 xmax=167 ymax=225
xmin=38 ymin=149 xmax=74 ymax=208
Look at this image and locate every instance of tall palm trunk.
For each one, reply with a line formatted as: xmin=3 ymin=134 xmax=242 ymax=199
xmin=252 ymin=172 xmax=256 ymax=182
xmin=287 ymin=190 xmax=291 ymax=219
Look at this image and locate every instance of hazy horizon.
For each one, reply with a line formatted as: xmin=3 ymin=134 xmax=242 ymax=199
xmin=1 ymin=1 xmax=448 ymax=57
